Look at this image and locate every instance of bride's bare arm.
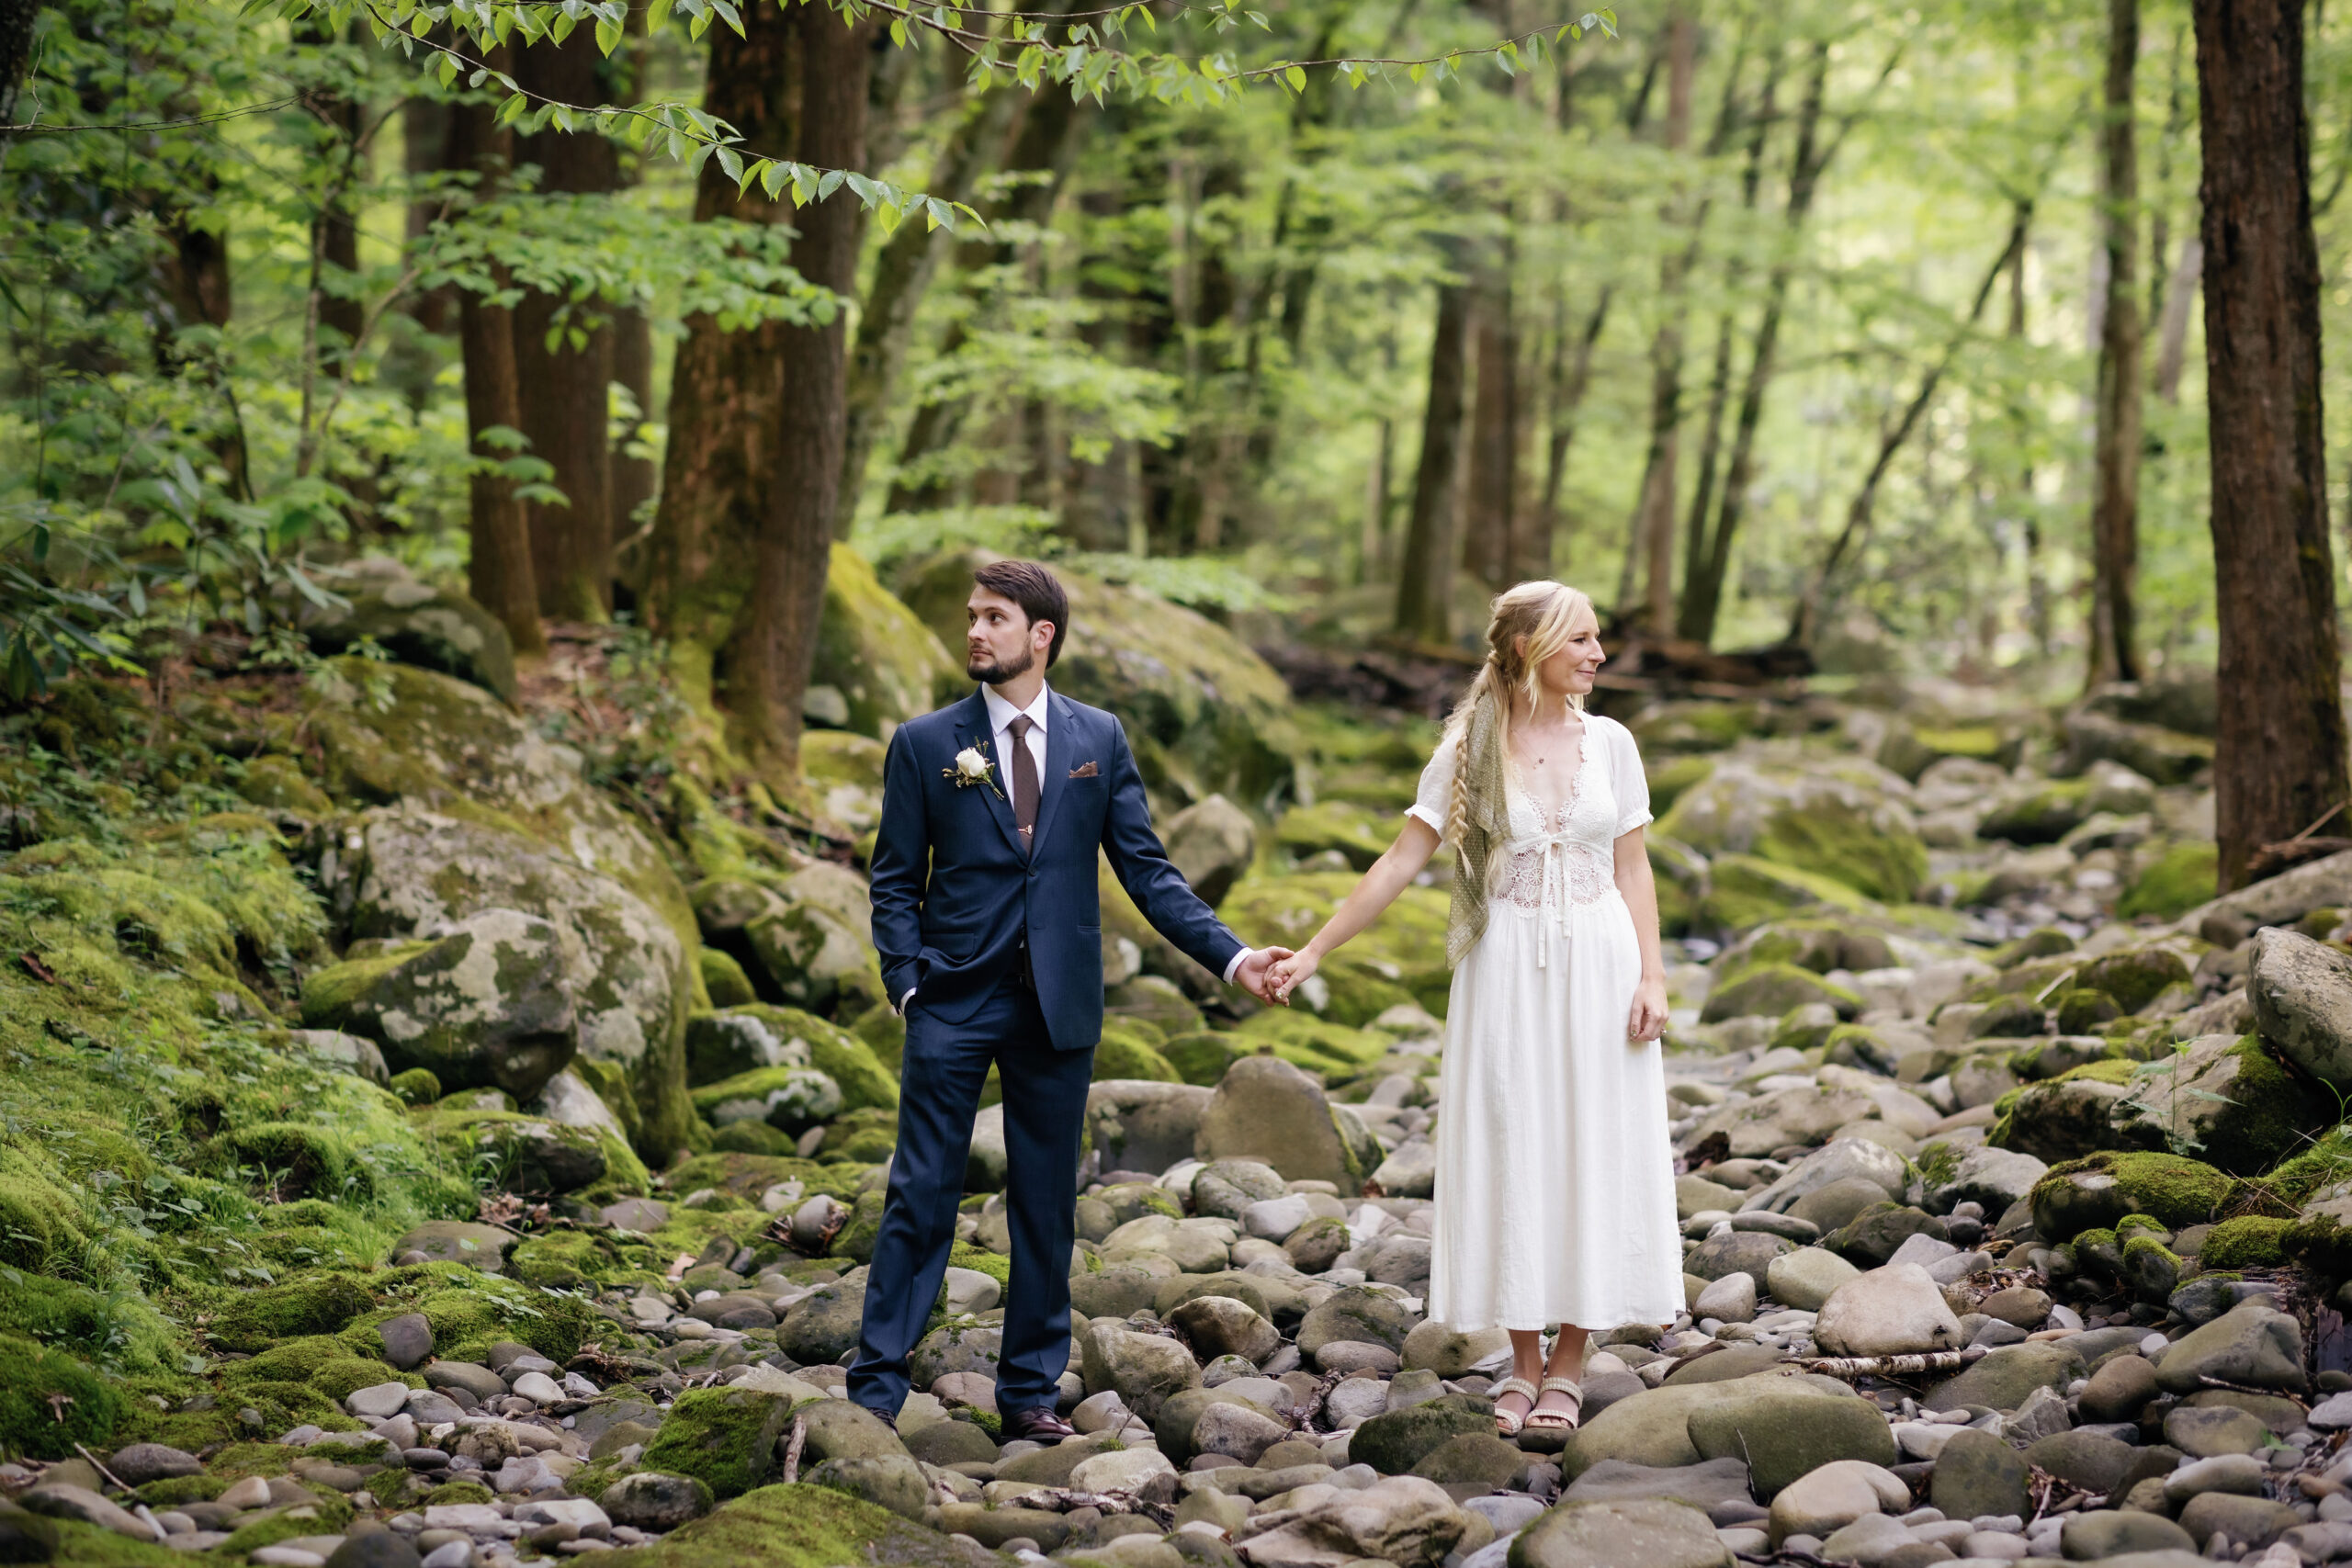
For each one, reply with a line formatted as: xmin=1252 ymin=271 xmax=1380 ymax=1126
xmin=1613 ymin=826 xmax=1670 ymax=1040
xmin=1269 ymin=818 xmax=1442 ymax=999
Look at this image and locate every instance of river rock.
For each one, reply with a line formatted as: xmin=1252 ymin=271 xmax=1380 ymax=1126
xmin=2164 ymin=1404 xmax=2271 ymax=1457
xmin=2177 ymin=1492 xmax=2302 ymax=1550
xmin=600 ymin=1472 xmax=714 ymax=1531
xmin=1194 ymin=1056 xmax=1371 ymax=1187
xmin=1692 ymin=1272 xmax=1757 ymax=1325
xmin=1923 ymin=1145 xmax=2048 ymax=1216
xmin=1560 ymin=1457 xmax=1753 ymax=1512
xmin=1685 ymin=1377 xmax=1898 ymax=1497
xmin=1684 ymin=1229 xmax=1793 ymax=1282
xmin=2060 ymin=1511 xmax=2197 ymax=1560
xmin=1297 ymin=1285 xmax=1417 ymax=1356
xmin=2078 ymin=1353 xmax=2160 ymax=1422
xmin=1686 ymin=1085 xmax=1879 ymax=1157
xmin=1926 ymin=1340 xmax=2085 ymax=1412
xmin=102 ymin=1444 xmax=200 ymax=1486
xmin=1928 ymin=1428 xmax=2031 ymax=1520
xmin=1080 ymin=1322 xmax=1204 ymax=1422
xmin=1401 ymin=1321 xmax=1510 ymax=1378
xmin=1163 ymin=795 xmax=1258 ymax=908
xmin=1764 ymin=1246 xmax=1860 ymax=1311
xmin=1811 ymin=1262 xmax=1964 ymax=1357
xmin=1193 ymin=1159 xmax=1287 ymax=1220
xmin=1764 ymin=1460 xmax=1909 ymax=1547
xmin=2154 ymin=1297 xmax=2308 ymax=1394
xmin=1511 ymin=1496 xmax=1734 ymax=1568
xmin=1235 ymin=1472 xmax=1467 ymax=1568
xmin=1170 ymin=1296 xmax=1281 ymax=1365
xmin=2250 ymin=928 xmax=2352 ymax=1092
xmin=1745 ymin=1137 xmax=1909 ymax=1214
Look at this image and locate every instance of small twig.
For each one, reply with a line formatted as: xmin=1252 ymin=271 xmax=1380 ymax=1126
xmin=75 ymin=1442 xmax=131 ymax=1493
xmin=780 ymin=1414 xmax=808 ymax=1485
xmin=2197 ymin=1373 xmax=2309 ymax=1409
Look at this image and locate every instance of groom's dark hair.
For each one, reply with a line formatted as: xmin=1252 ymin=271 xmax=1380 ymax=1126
xmin=974 ymin=559 xmax=1069 ymax=668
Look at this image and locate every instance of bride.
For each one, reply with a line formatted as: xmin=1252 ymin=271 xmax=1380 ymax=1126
xmin=1268 ymin=580 xmax=1685 ymax=1438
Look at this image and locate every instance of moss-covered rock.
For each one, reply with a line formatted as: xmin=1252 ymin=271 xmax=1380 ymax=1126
xmin=700 ymin=948 xmax=759 ymax=1010
xmin=0 ymin=1334 xmax=127 ymax=1458
xmin=692 ymin=1066 xmax=846 ymax=1135
xmin=2075 ymin=948 xmax=2195 ymax=1015
xmin=2028 ymin=1151 xmax=2237 ymax=1242
xmin=1273 ymin=801 xmax=1395 ymax=871
xmin=2200 ymin=1216 xmax=2291 ymax=1270
xmin=1231 ymin=1010 xmax=1393 ymax=1077
xmin=1701 ymin=963 xmax=1862 ymax=1023
xmin=1657 ymin=756 xmax=1927 ymax=904
xmin=601 ymin=1481 xmax=997 ymax=1568
xmin=1977 ymin=779 xmax=2094 ymax=845
xmin=208 ymin=1274 xmax=378 ymax=1354
xmin=1161 ymin=1031 xmax=1257 ymax=1088
xmin=686 ymin=1007 xmax=899 ymax=1112
xmin=2120 ymin=840 xmax=2219 ymax=921
xmin=1349 ymin=1395 xmax=1497 ymax=1475
xmin=1093 ymin=1023 xmax=1182 ymax=1084
xmin=299 ymin=558 xmax=518 ymax=703
xmin=639 ymin=1387 xmax=801 ymax=1500
xmin=2108 ymin=1035 xmax=2332 ymax=1176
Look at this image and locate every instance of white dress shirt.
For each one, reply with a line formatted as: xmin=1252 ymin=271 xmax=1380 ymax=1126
xmin=898 ymin=681 xmax=1253 ymax=1010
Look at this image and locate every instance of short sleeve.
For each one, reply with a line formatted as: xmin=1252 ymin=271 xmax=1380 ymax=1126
xmin=1405 ymin=729 xmax=1461 ymax=835
xmin=1606 ymin=717 xmax=1652 ymax=839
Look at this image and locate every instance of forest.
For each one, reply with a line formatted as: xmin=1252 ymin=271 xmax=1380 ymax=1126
xmin=8 ymin=0 xmax=2352 ymax=1566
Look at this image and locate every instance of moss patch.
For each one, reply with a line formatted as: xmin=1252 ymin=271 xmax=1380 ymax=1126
xmin=601 ymin=1481 xmax=993 ymax=1568
xmin=2199 ymin=1216 xmax=2291 ymax=1269
xmin=2120 ymin=841 xmax=2219 ymax=921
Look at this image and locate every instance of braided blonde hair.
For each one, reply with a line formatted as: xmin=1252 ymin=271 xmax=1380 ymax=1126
xmin=1438 ymin=581 xmax=1598 ymax=964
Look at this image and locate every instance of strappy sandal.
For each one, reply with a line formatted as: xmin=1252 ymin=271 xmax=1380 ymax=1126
xmin=1489 ymin=1376 xmax=1539 ymax=1438
xmin=1522 ymin=1375 xmax=1583 ymax=1433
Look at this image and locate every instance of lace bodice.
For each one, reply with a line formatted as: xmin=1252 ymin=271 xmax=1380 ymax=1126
xmin=1407 ymin=713 xmax=1655 ymax=964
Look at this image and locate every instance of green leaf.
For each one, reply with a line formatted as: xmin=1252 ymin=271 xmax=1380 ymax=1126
xmin=817 ymin=167 xmax=846 ymax=200
xmin=1283 ymin=63 xmax=1305 ymax=92
xmin=595 ymin=16 xmax=622 ymax=52
xmin=716 ymin=144 xmax=743 ymax=184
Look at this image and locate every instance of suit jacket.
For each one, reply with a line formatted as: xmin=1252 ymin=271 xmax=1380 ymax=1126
xmin=869 ymin=688 xmax=1243 ymax=1051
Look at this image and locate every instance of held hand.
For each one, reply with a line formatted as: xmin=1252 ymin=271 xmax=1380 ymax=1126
xmin=1235 ymin=946 xmax=1295 ymax=1006
xmin=1627 ymin=975 xmax=1670 ymax=1043
xmin=1266 ymin=949 xmax=1320 ymax=1006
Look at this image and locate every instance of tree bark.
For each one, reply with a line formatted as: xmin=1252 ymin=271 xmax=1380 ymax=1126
xmin=446 ymin=65 xmax=543 ymax=657
xmin=1460 ymin=254 xmax=1521 ymax=590
xmin=2193 ymin=0 xmax=2348 ymax=890
xmin=644 ymin=3 xmax=799 ymax=724
xmin=2086 ymin=0 xmax=2143 ymax=687
xmin=2153 ymin=235 xmax=2201 ymax=400
xmin=513 ymin=29 xmax=621 ymax=622
xmin=1394 ymin=280 xmax=1472 ymax=642
xmin=735 ymin=15 xmax=878 ymax=781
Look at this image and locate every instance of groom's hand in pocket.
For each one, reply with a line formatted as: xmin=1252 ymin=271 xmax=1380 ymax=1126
xmin=1235 ymin=946 xmax=1295 ymax=1006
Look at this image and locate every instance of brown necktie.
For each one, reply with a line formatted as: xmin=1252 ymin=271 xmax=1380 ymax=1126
xmin=1007 ymin=715 xmax=1040 ymax=853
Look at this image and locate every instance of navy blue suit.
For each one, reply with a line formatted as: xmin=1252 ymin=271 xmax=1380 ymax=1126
xmin=850 ymin=686 xmax=1245 ymax=1417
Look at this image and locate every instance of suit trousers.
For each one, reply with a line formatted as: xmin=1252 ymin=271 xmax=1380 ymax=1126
xmin=848 ymin=972 xmax=1094 ymax=1417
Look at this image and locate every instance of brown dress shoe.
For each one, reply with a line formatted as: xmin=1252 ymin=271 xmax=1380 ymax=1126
xmin=1001 ymin=1405 xmax=1077 ymax=1442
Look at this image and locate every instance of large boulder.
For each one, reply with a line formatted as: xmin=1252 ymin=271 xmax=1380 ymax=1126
xmin=1682 ymin=1379 xmax=1897 ymax=1498
xmin=1925 ymin=1341 xmax=2086 ymax=1413
xmin=2250 ymin=929 xmax=2352 ymax=1092
xmin=1655 ymin=755 xmax=1927 ymax=904
xmin=1194 ymin=1055 xmax=1377 ymax=1187
xmin=809 ymin=543 xmax=960 ymax=739
xmin=1558 ymin=1371 xmax=1857 ymax=1482
xmin=2182 ymin=849 xmax=2352 ymax=943
xmin=899 ymin=548 xmax=1300 ymax=805
xmin=1990 ymin=1069 xmax=2137 ymax=1164
xmin=2108 ymin=1033 xmax=2330 ymax=1175
xmin=306 ymin=663 xmax=700 ymax=1150
xmin=301 ymin=908 xmax=575 ymax=1100
xmin=1091 ymin=1080 xmax=1216 ymax=1176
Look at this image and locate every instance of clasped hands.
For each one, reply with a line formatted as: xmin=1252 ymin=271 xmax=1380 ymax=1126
xmin=1232 ymin=946 xmax=1297 ymax=1006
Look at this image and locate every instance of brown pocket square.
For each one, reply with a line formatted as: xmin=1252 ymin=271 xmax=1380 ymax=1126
xmin=1069 ymin=761 xmax=1100 ymax=779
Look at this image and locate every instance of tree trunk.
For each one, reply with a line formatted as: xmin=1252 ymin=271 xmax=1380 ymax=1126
xmin=644 ymin=3 xmax=799 ymax=724
xmin=446 ymin=68 xmax=543 ymax=657
xmin=736 ymin=15 xmax=878 ymax=781
xmin=605 ymin=17 xmax=657 ymax=570
xmin=403 ymin=93 xmax=455 ymax=337
xmin=1460 ymin=254 xmax=1521 ymax=590
xmin=2193 ymin=0 xmax=2348 ymax=890
xmin=2086 ymin=0 xmax=2143 ymax=687
xmin=1395 ymin=280 xmax=1472 ymax=642
xmin=513 ymin=30 xmax=620 ymax=622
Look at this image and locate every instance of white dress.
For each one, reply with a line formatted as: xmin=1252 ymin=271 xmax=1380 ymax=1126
xmin=1409 ymin=713 xmax=1687 ymax=1333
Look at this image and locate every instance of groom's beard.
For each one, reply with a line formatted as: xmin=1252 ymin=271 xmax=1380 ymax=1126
xmin=968 ymin=645 xmax=1035 ymax=685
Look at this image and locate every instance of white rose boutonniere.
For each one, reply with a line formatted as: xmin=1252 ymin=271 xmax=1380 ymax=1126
xmin=945 ymin=744 xmax=1004 ymax=799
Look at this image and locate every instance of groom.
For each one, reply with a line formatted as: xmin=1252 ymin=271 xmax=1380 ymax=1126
xmin=853 ymin=559 xmax=1291 ymax=1439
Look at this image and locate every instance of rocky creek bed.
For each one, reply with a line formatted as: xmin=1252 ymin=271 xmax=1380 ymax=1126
xmin=6 ymin=551 xmax=2352 ymax=1568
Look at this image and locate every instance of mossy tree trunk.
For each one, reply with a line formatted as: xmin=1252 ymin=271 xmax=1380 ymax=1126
xmin=734 ymin=14 xmax=879 ymax=783
xmin=644 ymin=5 xmax=800 ymax=748
xmin=2193 ymin=0 xmax=2350 ymax=890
